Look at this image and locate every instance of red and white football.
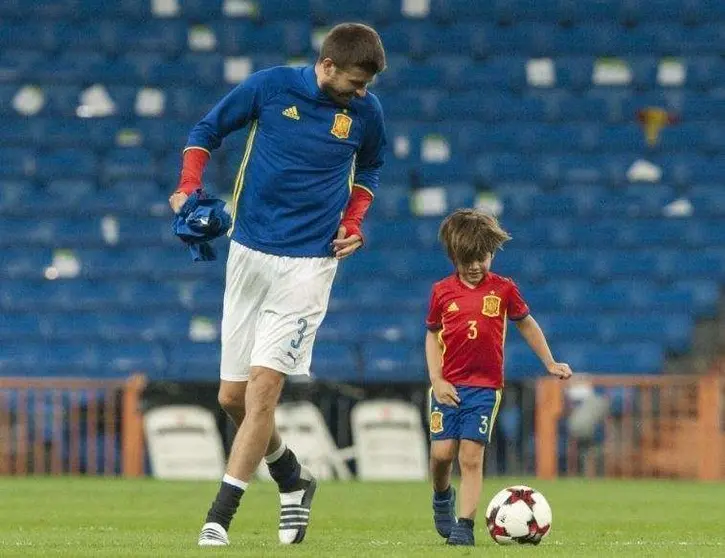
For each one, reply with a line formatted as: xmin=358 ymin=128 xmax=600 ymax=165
xmin=485 ymin=485 xmax=552 ymax=545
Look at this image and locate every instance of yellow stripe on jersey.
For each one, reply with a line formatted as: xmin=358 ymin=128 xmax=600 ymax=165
xmin=489 ymin=388 xmax=503 ymax=436
xmin=229 ymin=120 xmax=258 ymax=235
xmin=347 ymin=153 xmax=357 ymax=195
xmin=501 ymin=310 xmax=508 ymax=353
xmin=437 ymin=324 xmax=447 ymax=367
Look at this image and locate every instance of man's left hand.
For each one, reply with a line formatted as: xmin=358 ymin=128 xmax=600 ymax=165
xmin=332 ymin=225 xmax=363 ymax=260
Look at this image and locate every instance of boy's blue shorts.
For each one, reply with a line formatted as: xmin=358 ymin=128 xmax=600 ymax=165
xmin=429 ymin=386 xmax=503 ymax=445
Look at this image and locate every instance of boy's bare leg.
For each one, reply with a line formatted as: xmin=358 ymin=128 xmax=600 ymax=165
xmin=430 ymin=440 xmax=458 ymax=538
xmin=457 ymin=440 xmax=485 ymax=519
xmin=447 ymin=440 xmax=484 ymax=546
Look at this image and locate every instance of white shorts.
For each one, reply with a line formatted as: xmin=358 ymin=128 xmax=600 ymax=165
xmin=220 ymin=241 xmax=338 ymax=382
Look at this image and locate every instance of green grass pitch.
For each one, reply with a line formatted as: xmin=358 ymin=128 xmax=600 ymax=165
xmin=1 ymin=477 xmax=724 ymax=557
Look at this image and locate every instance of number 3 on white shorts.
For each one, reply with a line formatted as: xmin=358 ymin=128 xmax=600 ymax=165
xmin=290 ymin=318 xmax=308 ymax=349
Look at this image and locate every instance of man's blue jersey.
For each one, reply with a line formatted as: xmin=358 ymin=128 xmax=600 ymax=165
xmin=186 ymin=65 xmax=387 ymax=257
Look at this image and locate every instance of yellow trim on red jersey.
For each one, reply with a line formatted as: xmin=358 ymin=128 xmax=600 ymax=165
xmin=229 ymin=120 xmax=258 ymax=235
xmin=437 ymin=324 xmax=447 ymax=368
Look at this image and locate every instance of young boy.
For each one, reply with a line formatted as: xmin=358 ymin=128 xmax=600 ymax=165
xmin=425 ymin=209 xmax=572 ymax=546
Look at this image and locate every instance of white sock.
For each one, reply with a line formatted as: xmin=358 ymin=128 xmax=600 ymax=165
xmin=222 ymin=474 xmax=248 ymax=491
xmin=264 ymin=442 xmax=287 ymax=464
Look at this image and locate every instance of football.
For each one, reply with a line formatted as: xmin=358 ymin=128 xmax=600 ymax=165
xmin=485 ymin=485 xmax=552 ymax=545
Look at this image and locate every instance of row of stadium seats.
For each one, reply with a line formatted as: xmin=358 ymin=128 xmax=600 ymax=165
xmin=0 ymin=310 xmax=693 ymax=353
xmin=4 ymin=150 xmax=725 ymax=191
xmin=2 ymin=50 xmax=724 ymax=88
xmin=0 ymin=338 xmax=666 ymax=380
xmin=2 ymin=179 xmax=723 ymax=215
xmin=0 ymin=275 xmax=717 ymax=317
xmin=2 ymin=243 xmax=722 ymax=284
xmin=2 ymin=0 xmax=724 ymax=26
xmin=5 ymin=87 xmax=725 ymax=121
xmin=6 ymin=118 xmax=725 ymax=156
xmin=2 ymin=213 xmax=723 ymax=250
xmin=4 ymin=20 xmax=725 ymax=58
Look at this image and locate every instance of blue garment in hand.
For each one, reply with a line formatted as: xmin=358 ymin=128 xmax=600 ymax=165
xmin=172 ymin=189 xmax=231 ymax=261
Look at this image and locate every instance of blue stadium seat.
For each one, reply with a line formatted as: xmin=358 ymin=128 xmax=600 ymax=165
xmin=148 ymin=54 xmax=224 ymax=88
xmin=0 ymin=22 xmax=58 ymax=51
xmin=0 ymin=148 xmax=36 ymax=179
xmin=1 ymin=250 xmax=51 ymax=280
xmin=556 ymin=57 xmax=594 ymax=92
xmin=134 ymin=119 xmax=190 ymax=153
xmin=250 ymin=22 xmax=311 ymax=57
xmin=28 ymin=52 xmax=105 ymax=85
xmin=114 ymin=213 xmax=176 ymax=246
xmin=559 ymin=342 xmax=664 ymax=374
xmin=178 ymin=0 xmax=224 ymax=20
xmin=262 ymin=0 xmax=312 ymax=21
xmin=598 ymin=314 xmax=694 ymax=353
xmin=0 ymin=313 xmax=45 ymax=340
xmin=369 ymin=184 xmax=410 ymax=218
xmin=361 ymin=341 xmax=426 ymax=382
xmin=167 ymin=341 xmax=220 ymax=381
xmin=97 ymin=312 xmax=190 ymax=342
xmin=311 ymin=342 xmax=360 ymax=382
xmin=168 ymin=87 xmax=225 ymax=120
xmin=115 ymin=281 xmax=185 ymax=311
xmin=36 ymin=149 xmax=96 ymax=181
xmin=378 ymin=21 xmax=436 ymax=59
xmin=180 ymin=281 xmax=225 ymax=313
xmin=76 ymin=0 xmax=156 ymax=20
xmin=690 ymin=184 xmax=725 ymax=216
xmin=686 ymin=56 xmax=724 ymax=91
xmin=430 ymin=0 xmax=495 ymax=24
xmin=98 ymin=343 xmax=167 ymax=377
xmin=536 ymin=314 xmax=601 ymax=343
xmin=119 ymin=20 xmax=185 ymax=55
xmin=0 ymin=179 xmax=35 ymax=211
xmin=102 ymin=147 xmax=156 ymax=183
xmin=617 ymin=0 xmax=699 ymax=26
xmin=214 ymin=20 xmax=255 ymax=55
xmin=45 ymin=312 xmax=103 ymax=340
xmin=46 ymin=178 xmax=97 ymax=202
xmin=504 ymin=341 xmax=544 ymax=380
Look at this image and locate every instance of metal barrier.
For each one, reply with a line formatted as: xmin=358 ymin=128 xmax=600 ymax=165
xmin=0 ymin=375 xmax=146 ymax=476
xmin=535 ymin=374 xmax=723 ymax=480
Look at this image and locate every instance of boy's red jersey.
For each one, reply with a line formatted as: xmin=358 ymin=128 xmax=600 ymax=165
xmin=426 ymin=272 xmax=529 ymax=388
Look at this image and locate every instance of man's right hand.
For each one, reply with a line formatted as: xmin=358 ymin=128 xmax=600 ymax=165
xmin=432 ymin=378 xmax=460 ymax=408
xmin=169 ymin=191 xmax=189 ymax=214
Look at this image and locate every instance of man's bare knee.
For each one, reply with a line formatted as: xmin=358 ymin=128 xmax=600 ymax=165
xmin=218 ymin=380 xmax=247 ymax=425
xmin=245 ymin=367 xmax=284 ymax=419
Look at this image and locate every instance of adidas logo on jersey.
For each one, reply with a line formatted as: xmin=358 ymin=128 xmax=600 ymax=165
xmin=447 ymin=302 xmax=459 ymax=312
xmin=283 ymin=106 xmax=300 ymax=120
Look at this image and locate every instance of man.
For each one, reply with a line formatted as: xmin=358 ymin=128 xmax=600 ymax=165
xmin=168 ymin=23 xmax=387 ymax=546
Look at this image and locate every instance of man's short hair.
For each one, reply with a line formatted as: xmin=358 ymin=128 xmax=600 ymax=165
xmin=319 ymin=23 xmax=387 ymax=75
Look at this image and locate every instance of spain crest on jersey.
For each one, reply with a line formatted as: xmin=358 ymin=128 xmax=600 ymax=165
xmin=331 ymin=113 xmax=352 ymax=139
xmin=430 ymin=411 xmax=444 ymax=434
xmin=482 ymin=294 xmax=501 ymax=317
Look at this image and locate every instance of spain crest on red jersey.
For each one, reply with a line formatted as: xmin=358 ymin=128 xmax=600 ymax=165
xmin=482 ymin=294 xmax=501 ymax=317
